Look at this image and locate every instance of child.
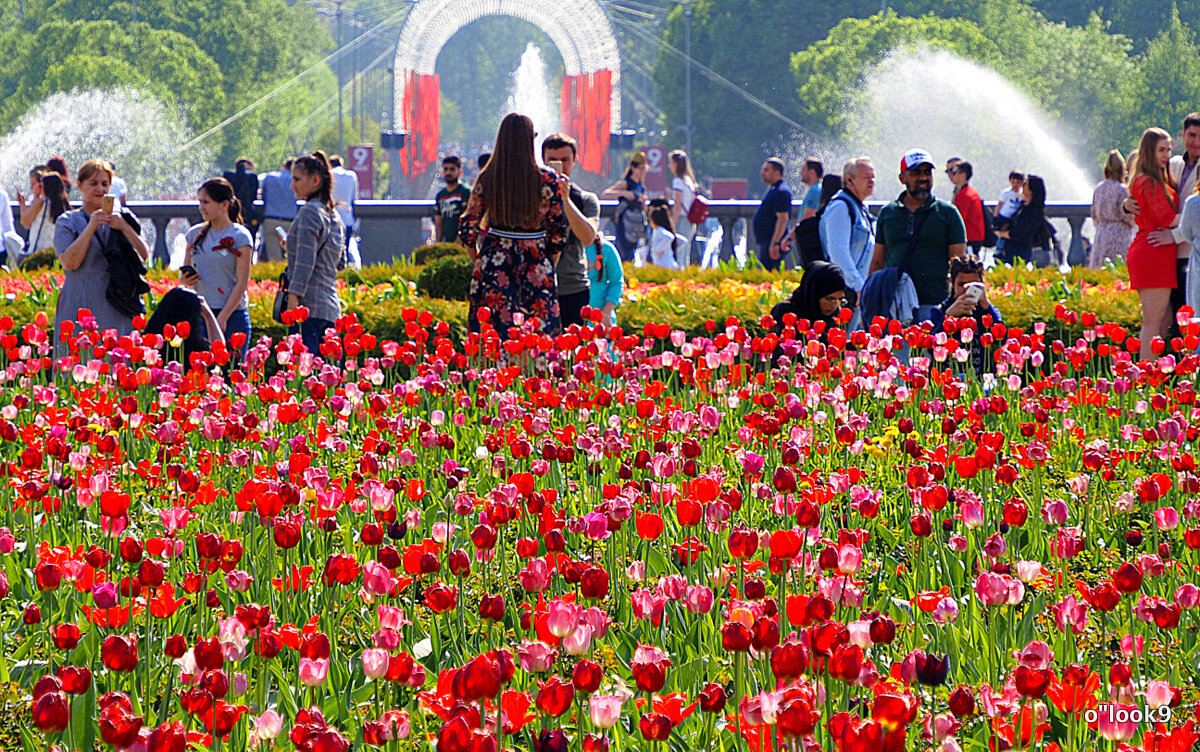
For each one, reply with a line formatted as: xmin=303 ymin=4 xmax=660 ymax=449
xmin=648 ymin=206 xmax=683 ymax=270
xmin=586 ymin=235 xmax=624 ymax=327
xmin=993 ymin=171 xmax=1025 ymax=257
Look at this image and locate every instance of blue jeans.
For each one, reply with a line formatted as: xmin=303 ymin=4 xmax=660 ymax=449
xmin=212 ymin=307 xmax=250 ymax=364
xmin=289 ymin=316 xmax=335 ymax=357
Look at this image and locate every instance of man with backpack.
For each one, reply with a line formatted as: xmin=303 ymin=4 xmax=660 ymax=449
xmin=865 ymin=149 xmax=967 ymax=327
xmin=819 ymin=158 xmax=876 ymax=329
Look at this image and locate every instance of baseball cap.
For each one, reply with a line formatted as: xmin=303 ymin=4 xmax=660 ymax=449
xmin=900 ymin=149 xmax=934 ymax=172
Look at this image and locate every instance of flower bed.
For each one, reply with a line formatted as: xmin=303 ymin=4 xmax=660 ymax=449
xmin=0 ymin=285 xmax=1198 ymax=751
xmin=2 ymin=262 xmax=1142 ymax=347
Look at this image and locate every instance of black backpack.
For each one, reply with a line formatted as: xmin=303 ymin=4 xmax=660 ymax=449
xmin=792 ymin=195 xmax=855 ymax=267
xmin=980 ymin=197 xmax=998 ymax=248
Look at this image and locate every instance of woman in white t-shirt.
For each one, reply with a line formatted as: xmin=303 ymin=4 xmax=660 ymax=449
xmin=182 ymin=177 xmax=254 ymax=363
xmin=648 ymin=205 xmax=683 ymax=270
xmin=670 ymin=150 xmax=699 ymax=267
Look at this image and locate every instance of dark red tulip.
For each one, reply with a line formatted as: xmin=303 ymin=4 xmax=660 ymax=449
xmin=1014 ymin=665 xmax=1052 ymax=698
xmin=639 ymin=712 xmax=673 ymax=741
xmin=534 ymin=729 xmax=569 ymax=752
xmin=51 ymin=622 xmax=81 ymax=650
xmin=57 ymin=665 xmax=92 ymax=694
xmin=572 ymin=658 xmax=603 ymax=693
xmin=580 ymin=566 xmax=610 ymax=600
xmin=479 ymin=593 xmax=506 ymax=621
xmin=699 ymin=682 xmax=728 ymax=713
xmin=721 ymin=622 xmax=752 ymax=652
xmin=31 ymin=690 xmax=70 ymax=733
xmin=34 ymin=562 xmax=61 ymax=591
xmin=727 ymin=526 xmax=758 ymax=559
xmin=119 ymin=536 xmax=143 ymax=563
xmin=101 ymin=635 xmax=139 ymax=672
xmin=947 ymin=685 xmax=975 ymax=717
xmin=273 ymin=520 xmax=301 ymax=549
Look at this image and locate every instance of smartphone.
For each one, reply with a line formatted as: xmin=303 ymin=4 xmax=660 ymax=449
xmin=547 ymin=160 xmax=564 ymax=174
xmin=963 ymin=282 xmax=985 ymax=304
xmin=102 ymin=194 xmax=115 ymax=213
xmin=275 ymin=227 xmax=288 ymax=243
xmin=179 ymin=265 xmax=196 ymax=277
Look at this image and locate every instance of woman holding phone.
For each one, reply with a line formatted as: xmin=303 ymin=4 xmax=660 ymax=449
xmin=54 ymin=158 xmax=149 ymax=359
xmin=182 ymin=177 xmax=253 ymax=363
xmin=458 ymin=112 xmax=569 ymax=337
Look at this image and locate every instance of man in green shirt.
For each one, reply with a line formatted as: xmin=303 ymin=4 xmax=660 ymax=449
xmin=434 ymin=156 xmax=472 ymax=244
xmin=868 ymin=148 xmax=967 ymax=323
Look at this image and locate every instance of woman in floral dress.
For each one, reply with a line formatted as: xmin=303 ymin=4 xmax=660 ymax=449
xmin=459 ymin=113 xmax=569 ymax=337
xmin=1089 ymin=149 xmax=1135 ymax=268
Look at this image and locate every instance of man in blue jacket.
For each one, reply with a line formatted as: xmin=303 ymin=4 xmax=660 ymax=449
xmin=819 ymin=157 xmax=876 ymax=329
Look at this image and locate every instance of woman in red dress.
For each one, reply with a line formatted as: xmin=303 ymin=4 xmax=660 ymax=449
xmin=1127 ymin=127 xmax=1178 ymax=361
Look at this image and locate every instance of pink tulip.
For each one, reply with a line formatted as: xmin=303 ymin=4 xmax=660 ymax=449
xmin=837 ymin=544 xmax=862 ymax=574
xmin=1051 ymin=595 xmax=1088 ymax=635
xmin=299 ymin=657 xmax=329 ymax=686
xmin=377 ymin=605 xmax=410 ymax=629
xmin=546 ymin=600 xmax=580 ymax=638
xmin=1016 ymin=640 xmax=1053 ymax=670
xmin=518 ymin=559 xmax=551 ymax=592
xmin=1176 ymin=583 xmax=1200 ymax=609
xmin=1153 ymin=508 xmax=1180 ymax=531
xmin=1097 ymin=703 xmax=1137 ymax=741
xmin=516 ymin=640 xmax=557 ymax=672
xmin=1041 ymin=498 xmax=1068 ymax=525
xmin=363 ymin=649 xmax=389 ymax=679
xmin=249 ymin=710 xmax=283 ymax=749
xmin=1144 ymin=680 xmax=1173 ymax=708
xmin=92 ymin=582 xmax=119 ymax=609
xmin=589 ymin=694 xmax=623 ymax=729
xmin=685 ymin=585 xmax=714 ymax=614
xmin=960 ymin=502 xmax=984 ymax=529
xmin=562 ymin=623 xmax=593 ymax=656
xmin=361 ymin=560 xmax=396 ymax=596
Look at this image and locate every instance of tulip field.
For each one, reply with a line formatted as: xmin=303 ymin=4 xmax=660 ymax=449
xmin=4 ymin=301 xmax=1200 ymax=752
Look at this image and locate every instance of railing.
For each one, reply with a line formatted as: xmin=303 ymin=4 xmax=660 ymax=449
xmin=10 ymin=200 xmax=1094 ymax=268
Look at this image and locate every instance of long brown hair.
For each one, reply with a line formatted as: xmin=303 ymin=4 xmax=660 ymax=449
xmin=193 ymin=177 xmax=244 ymax=251
xmin=1129 ymin=128 xmax=1175 ymax=193
xmin=669 ymin=150 xmax=696 ymax=185
xmin=475 ymin=113 xmax=541 ymax=227
xmin=292 ymin=150 xmax=335 ymax=212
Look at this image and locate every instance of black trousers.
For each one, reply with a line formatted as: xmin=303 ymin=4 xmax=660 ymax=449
xmin=559 ymin=289 xmax=590 ymax=329
xmin=1169 ymin=256 xmax=1189 ymax=343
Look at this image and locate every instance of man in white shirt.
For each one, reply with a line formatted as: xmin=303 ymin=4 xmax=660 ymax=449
xmin=328 ymin=155 xmax=360 ymax=266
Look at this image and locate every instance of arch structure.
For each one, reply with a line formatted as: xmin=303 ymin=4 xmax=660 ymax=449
xmin=393 ymin=0 xmax=621 ymax=177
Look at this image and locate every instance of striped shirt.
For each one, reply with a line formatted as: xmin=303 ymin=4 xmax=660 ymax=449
xmin=285 ymin=199 xmax=345 ymax=323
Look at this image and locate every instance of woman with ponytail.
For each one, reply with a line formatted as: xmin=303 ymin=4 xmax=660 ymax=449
xmin=182 ymin=177 xmax=253 ymax=363
xmin=285 ymin=151 xmax=346 ymax=355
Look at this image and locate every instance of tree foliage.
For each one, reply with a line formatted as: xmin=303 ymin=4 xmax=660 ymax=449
xmin=1135 ymin=8 xmax=1200 ymax=138
xmin=0 ymin=0 xmax=337 ymax=170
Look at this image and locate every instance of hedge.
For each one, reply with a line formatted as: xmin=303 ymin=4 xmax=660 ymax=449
xmin=0 ymin=259 xmax=1140 ymax=348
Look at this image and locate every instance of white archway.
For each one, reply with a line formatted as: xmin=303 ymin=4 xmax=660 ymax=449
xmin=392 ymin=0 xmax=621 ymax=176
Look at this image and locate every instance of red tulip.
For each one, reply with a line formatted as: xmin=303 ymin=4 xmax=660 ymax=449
xmin=31 ymin=690 xmax=70 ymax=733
xmin=639 ymin=712 xmax=673 ymax=741
xmin=1112 ymin=563 xmax=1142 ymax=594
xmin=101 ymin=634 xmax=139 ymax=672
xmin=727 ymin=526 xmax=758 ymax=559
xmin=573 ymin=659 xmax=603 ymax=693
xmin=51 ymin=622 xmax=81 ymax=650
xmin=1014 ymin=665 xmax=1052 ymax=698
xmin=57 ymin=665 xmax=92 ymax=695
xmin=536 ymin=676 xmax=575 ymax=716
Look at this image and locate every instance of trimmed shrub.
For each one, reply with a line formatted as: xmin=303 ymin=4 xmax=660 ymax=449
xmin=416 ymin=255 xmax=473 ymax=300
xmin=413 ymin=243 xmax=467 ymax=266
xmin=18 ymin=249 xmax=56 ymax=271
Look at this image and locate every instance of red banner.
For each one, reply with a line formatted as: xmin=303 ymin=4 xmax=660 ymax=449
xmin=398 ymin=71 xmax=440 ymax=177
xmin=559 ymin=71 xmax=612 ymax=175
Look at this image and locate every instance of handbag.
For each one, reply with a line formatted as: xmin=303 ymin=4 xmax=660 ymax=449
xmin=272 ymin=271 xmax=290 ymax=324
xmin=859 ymin=209 xmax=930 ymax=324
xmin=686 ymin=192 xmax=709 ymax=225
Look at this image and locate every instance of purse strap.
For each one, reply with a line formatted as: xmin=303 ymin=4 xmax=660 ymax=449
xmin=898 ymin=207 xmax=932 ymax=277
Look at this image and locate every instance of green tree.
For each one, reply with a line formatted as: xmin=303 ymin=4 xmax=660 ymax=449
xmin=36 ymin=0 xmax=338 ymax=167
xmin=1135 ymin=8 xmax=1200 ymax=134
xmin=0 ymin=21 xmax=225 ymax=136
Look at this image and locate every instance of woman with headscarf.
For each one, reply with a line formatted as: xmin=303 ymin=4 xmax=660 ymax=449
xmin=771 ymin=260 xmax=848 ymax=334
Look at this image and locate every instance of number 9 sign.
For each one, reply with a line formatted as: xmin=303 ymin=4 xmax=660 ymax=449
xmin=348 ymin=146 xmax=374 ymax=200
xmin=644 ymin=144 xmax=666 ymax=195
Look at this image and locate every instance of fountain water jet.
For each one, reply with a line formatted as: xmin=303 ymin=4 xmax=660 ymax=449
xmin=503 ymin=43 xmax=558 ymax=155
xmin=0 ymin=88 xmax=213 ymax=200
xmin=846 ymin=48 xmax=1094 ymax=202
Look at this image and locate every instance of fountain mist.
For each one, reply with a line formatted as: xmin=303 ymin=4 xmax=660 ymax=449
xmin=503 ymin=43 xmax=558 ymax=156
xmin=0 ymin=88 xmax=214 ymax=200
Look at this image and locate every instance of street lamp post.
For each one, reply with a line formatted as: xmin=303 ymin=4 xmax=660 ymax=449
xmin=337 ymin=0 xmax=345 ymax=156
xmin=683 ymin=0 xmax=692 ymax=157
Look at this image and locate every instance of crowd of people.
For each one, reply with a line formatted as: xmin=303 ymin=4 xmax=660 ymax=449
xmin=26 ymin=108 xmax=1200 ymax=365
xmin=9 ymin=152 xmax=356 ymax=366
